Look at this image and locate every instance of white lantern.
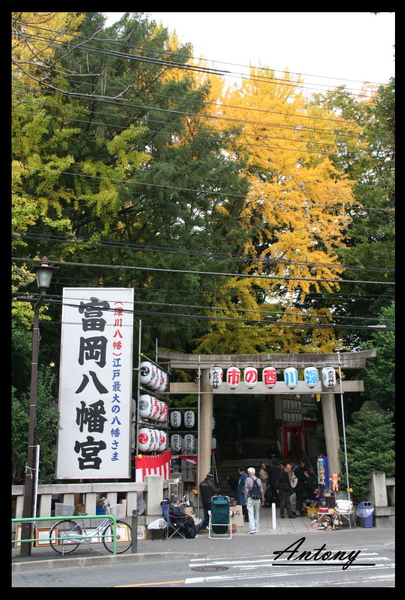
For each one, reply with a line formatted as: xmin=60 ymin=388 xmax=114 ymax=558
xmin=244 ymin=366 xmax=258 ymax=388
xmin=149 ymin=397 xmax=161 ymax=420
xmin=263 ymin=366 xmax=277 ymax=388
xmin=226 ymin=366 xmax=241 ymax=389
xmin=304 ymin=366 xmax=319 ymax=388
xmin=158 ymin=430 xmax=168 ymax=452
xmin=138 ymin=428 xmax=155 ymax=452
xmin=211 ymin=437 xmax=217 ymax=450
xmin=183 ymin=434 xmax=196 ymax=453
xmin=138 ymin=394 xmax=154 ymax=418
xmin=209 ymin=366 xmax=223 ymax=389
xmin=157 ymin=401 xmax=168 ymax=422
xmin=184 ymin=410 xmax=195 ymax=429
xmin=284 ymin=367 xmax=298 ymax=389
xmin=170 ymin=434 xmax=182 ymax=453
xmin=149 ymin=366 xmax=161 ymax=389
xmin=170 ymin=410 xmax=182 ymax=428
xmin=139 ymin=361 xmax=154 ymax=386
xmin=322 ymin=366 xmax=336 ymax=388
xmin=158 ymin=370 xmax=168 ymax=392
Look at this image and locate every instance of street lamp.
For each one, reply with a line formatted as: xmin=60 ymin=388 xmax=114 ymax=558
xmin=20 ymin=257 xmax=58 ymax=557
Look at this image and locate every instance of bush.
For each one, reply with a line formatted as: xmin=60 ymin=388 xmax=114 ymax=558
xmin=340 ymin=404 xmax=394 ymax=500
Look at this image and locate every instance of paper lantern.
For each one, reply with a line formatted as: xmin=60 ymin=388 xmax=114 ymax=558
xmin=211 ymin=437 xmax=217 ymax=450
xmin=138 ymin=428 xmax=157 ymax=452
xmin=304 ymin=366 xmax=319 ymax=388
xmin=263 ymin=366 xmax=277 ymax=388
xmin=170 ymin=434 xmax=182 ymax=453
xmin=183 ymin=434 xmax=196 ymax=453
xmin=284 ymin=367 xmax=298 ymax=389
xmin=170 ymin=410 xmax=182 ymax=428
xmin=139 ymin=361 xmax=154 ymax=386
xmin=138 ymin=394 xmax=155 ymax=419
xmin=184 ymin=410 xmax=195 ymax=429
xmin=149 ymin=366 xmax=161 ymax=390
xmin=158 ymin=430 xmax=168 ymax=452
xmin=158 ymin=370 xmax=168 ymax=392
xmin=322 ymin=366 xmax=336 ymax=388
xmin=209 ymin=366 xmax=223 ymax=389
xmin=226 ymin=366 xmax=241 ymax=389
xmin=244 ymin=366 xmax=258 ymax=388
xmin=157 ymin=401 xmax=168 ymax=422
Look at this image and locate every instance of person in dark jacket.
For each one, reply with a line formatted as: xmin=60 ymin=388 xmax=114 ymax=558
xmin=199 ymin=473 xmax=217 ymax=528
xmin=294 ymin=460 xmax=309 ymax=516
xmin=276 ymin=463 xmax=296 ymax=519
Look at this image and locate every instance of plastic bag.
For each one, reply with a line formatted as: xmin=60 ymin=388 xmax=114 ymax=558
xmin=147 ymin=518 xmax=167 ymax=530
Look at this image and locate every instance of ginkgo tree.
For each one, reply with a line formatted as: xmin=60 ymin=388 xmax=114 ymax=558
xmin=193 ymin=66 xmax=362 ymax=353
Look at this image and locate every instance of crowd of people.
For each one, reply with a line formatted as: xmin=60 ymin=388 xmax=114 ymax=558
xmin=231 ymin=456 xmax=318 ymax=529
xmin=199 ymin=449 xmax=319 ymax=534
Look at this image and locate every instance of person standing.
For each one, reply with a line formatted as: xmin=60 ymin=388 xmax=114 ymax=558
xmin=244 ymin=467 xmax=264 ymax=534
xmin=199 ymin=473 xmax=216 ymax=528
xmin=237 ymin=466 xmax=248 ymax=522
xmin=258 ymin=463 xmax=269 ymax=502
xmin=276 ymin=463 xmax=296 ymax=519
xmin=294 ymin=460 xmax=309 ymax=516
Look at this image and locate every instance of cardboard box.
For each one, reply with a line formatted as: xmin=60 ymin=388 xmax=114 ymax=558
xmin=231 ymin=505 xmax=244 ymax=527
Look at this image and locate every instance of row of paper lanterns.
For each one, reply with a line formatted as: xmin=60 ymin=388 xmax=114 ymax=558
xmin=170 ymin=434 xmax=217 ymax=454
xmin=137 ymin=430 xmax=218 ymax=454
xmin=137 ymin=431 xmax=198 ymax=453
xmin=139 ymin=360 xmax=169 ymax=392
xmin=138 ymin=394 xmax=168 ymax=422
xmin=137 ymin=428 xmax=168 ymax=452
xmin=209 ymin=365 xmax=336 ymax=390
xmin=170 ymin=410 xmax=196 ymax=429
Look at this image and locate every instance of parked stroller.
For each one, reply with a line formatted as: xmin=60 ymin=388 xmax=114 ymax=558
xmin=208 ymin=495 xmax=232 ymax=539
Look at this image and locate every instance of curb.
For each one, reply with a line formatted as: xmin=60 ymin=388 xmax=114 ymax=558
xmin=12 ymin=551 xmax=203 ymax=573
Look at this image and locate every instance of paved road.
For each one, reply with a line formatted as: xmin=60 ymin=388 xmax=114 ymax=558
xmin=12 ymin=512 xmax=395 ymax=588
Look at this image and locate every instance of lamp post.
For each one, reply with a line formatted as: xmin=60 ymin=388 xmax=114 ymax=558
xmin=20 ymin=257 xmax=58 ymax=557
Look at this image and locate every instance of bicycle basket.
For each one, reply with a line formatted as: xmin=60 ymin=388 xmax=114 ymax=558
xmin=109 ymin=504 xmax=123 ymax=520
xmin=55 ymin=503 xmax=75 ymax=516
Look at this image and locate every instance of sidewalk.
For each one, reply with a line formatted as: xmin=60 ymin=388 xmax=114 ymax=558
xmin=11 ymin=508 xmax=325 ymax=573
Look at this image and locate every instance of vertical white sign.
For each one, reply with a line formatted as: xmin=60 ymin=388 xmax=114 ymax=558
xmin=57 ymin=288 xmax=134 ymax=479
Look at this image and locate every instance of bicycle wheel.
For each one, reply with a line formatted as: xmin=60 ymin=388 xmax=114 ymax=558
xmin=102 ymin=520 xmax=132 ymax=554
xmin=49 ymin=519 xmax=83 ymax=555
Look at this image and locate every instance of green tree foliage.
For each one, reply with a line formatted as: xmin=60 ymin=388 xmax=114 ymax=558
xmin=310 ymin=80 xmax=395 ymax=348
xmin=359 ymin=303 xmax=395 ymax=411
xmin=342 ymin=404 xmax=394 ymax=500
xmin=11 ymin=13 xmax=395 ymax=482
xmin=12 ymin=367 xmax=60 ymax=484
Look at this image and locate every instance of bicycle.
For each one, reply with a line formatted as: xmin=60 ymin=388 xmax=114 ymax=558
xmin=49 ymin=497 xmax=132 ymax=555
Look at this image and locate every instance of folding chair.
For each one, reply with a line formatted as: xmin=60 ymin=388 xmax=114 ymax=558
xmin=161 ymin=503 xmax=187 ymax=539
xmin=208 ymin=495 xmax=232 ymax=539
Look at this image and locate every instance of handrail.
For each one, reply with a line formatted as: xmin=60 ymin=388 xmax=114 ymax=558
xmin=12 ymin=514 xmax=118 ymax=555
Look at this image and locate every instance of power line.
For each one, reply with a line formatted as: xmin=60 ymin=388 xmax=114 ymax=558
xmin=12 ymin=295 xmax=395 ymax=332
xmin=12 ymin=256 xmax=395 ymax=286
xmin=13 ymin=232 xmax=395 ymax=274
xmin=14 ymin=17 xmax=393 ymax=97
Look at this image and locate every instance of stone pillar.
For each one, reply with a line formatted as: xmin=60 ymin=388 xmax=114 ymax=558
xmin=200 ymin=368 xmax=213 ymax=483
xmin=321 ymin=393 xmax=341 ymax=478
xmin=144 ymin=474 xmax=163 ymax=516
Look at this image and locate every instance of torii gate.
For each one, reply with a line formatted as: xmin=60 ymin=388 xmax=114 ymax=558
xmin=158 ymin=349 xmax=377 ymax=485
